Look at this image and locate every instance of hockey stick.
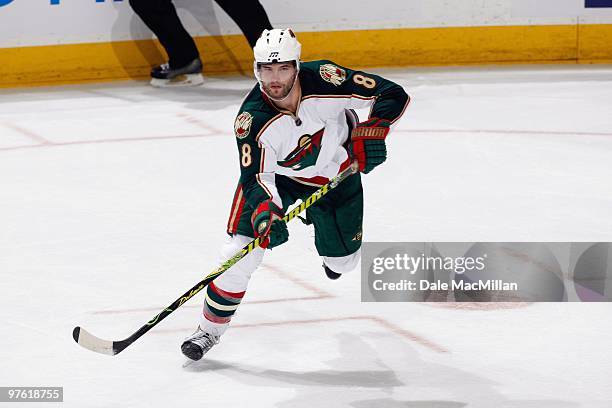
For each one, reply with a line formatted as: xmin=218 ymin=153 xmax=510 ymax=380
xmin=73 ymin=161 xmax=359 ymax=356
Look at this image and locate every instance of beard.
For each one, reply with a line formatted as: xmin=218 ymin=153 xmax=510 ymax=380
xmin=261 ymin=74 xmax=297 ymax=101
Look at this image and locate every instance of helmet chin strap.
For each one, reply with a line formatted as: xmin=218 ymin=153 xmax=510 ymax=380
xmin=260 ymin=72 xmax=299 ymax=102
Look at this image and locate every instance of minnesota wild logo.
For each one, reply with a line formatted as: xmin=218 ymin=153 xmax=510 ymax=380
xmin=320 ymin=64 xmax=346 ymax=86
xmin=278 ymin=128 xmax=324 ymax=170
xmin=234 ymin=111 xmax=253 ymax=139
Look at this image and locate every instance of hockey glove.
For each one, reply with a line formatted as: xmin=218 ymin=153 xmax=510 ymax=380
xmin=350 ymin=117 xmax=391 ymax=174
xmin=251 ymin=200 xmax=289 ymax=249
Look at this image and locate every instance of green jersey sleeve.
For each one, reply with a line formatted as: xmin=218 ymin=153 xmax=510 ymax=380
xmin=307 ymin=60 xmax=410 ymax=123
xmin=233 ymin=106 xmax=282 ymax=210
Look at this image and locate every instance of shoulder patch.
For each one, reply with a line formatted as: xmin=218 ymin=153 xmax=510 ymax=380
xmin=234 ymin=111 xmax=253 ymax=139
xmin=319 ymin=64 xmax=347 ymax=86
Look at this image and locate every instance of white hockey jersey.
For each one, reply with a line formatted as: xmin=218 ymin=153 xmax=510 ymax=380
xmin=227 ymin=60 xmax=409 ymax=234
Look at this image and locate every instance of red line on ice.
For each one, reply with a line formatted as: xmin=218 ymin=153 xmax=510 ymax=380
xmin=3 ymin=127 xmax=610 ymax=153
xmin=399 ymin=128 xmax=612 ymax=137
xmin=2 ymin=122 xmax=53 ymax=145
xmin=0 ymin=133 xmax=220 ymax=152
xmin=90 ymin=294 xmax=332 ymax=315
xmin=260 ymin=263 xmax=334 ymax=298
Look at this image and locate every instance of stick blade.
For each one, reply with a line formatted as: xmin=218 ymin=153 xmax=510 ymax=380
xmin=72 ymin=326 xmax=117 ymax=356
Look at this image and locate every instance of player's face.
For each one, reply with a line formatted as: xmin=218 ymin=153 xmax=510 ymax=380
xmin=258 ymin=62 xmax=298 ymax=100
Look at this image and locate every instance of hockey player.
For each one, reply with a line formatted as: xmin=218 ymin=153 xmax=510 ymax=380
xmin=181 ymin=29 xmax=410 ymax=361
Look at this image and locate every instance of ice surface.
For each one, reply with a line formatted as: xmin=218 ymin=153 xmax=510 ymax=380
xmin=1 ymin=65 xmax=611 ymax=407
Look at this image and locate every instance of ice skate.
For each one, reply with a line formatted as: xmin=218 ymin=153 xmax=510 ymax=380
xmin=323 ymin=263 xmax=342 ymax=280
xmin=181 ymin=326 xmax=220 ymax=361
xmin=150 ymin=58 xmax=204 ymax=87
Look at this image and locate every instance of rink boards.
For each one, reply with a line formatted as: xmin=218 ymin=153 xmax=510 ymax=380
xmin=1 ymin=0 xmax=612 ymax=87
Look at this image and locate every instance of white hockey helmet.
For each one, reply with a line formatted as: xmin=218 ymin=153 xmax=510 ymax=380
xmin=253 ymin=28 xmax=302 ymax=80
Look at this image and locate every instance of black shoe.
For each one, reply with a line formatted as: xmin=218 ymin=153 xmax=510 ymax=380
xmin=323 ymin=263 xmax=342 ymax=280
xmin=150 ymin=58 xmax=204 ymax=87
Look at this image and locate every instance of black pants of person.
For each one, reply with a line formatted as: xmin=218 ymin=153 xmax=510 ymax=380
xmin=129 ymin=0 xmax=273 ymax=69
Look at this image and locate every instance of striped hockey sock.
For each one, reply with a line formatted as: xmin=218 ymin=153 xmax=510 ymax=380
xmin=202 ymin=281 xmax=245 ymax=325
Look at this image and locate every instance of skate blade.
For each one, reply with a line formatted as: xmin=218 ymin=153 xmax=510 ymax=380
xmin=150 ymin=73 xmax=204 ymax=88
